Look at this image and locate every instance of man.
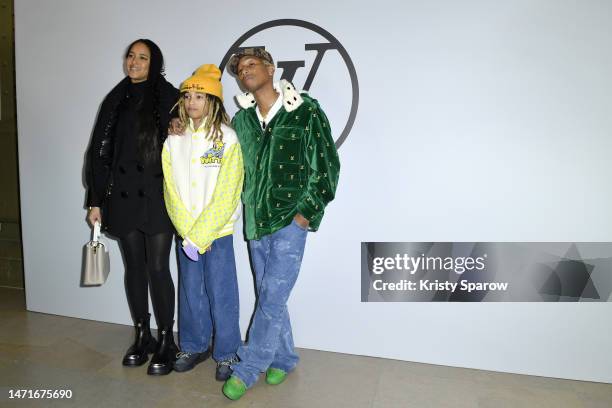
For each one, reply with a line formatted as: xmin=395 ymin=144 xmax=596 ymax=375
xmin=222 ymin=48 xmax=340 ymax=400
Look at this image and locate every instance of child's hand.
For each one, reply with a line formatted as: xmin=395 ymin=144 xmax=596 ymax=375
xmin=182 ymin=240 xmax=199 ymax=261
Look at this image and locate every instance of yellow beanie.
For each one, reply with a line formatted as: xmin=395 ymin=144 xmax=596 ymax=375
xmin=180 ymin=64 xmax=223 ymax=101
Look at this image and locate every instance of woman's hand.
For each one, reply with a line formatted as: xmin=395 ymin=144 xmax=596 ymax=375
xmin=168 ymin=117 xmax=185 ymax=135
xmin=87 ymin=207 xmax=102 ymax=227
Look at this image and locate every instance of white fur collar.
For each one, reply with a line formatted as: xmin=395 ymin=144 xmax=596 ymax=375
xmin=235 ymin=79 xmax=303 ymax=112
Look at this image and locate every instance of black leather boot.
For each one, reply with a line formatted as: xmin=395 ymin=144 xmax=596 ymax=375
xmin=147 ymin=323 xmax=178 ymax=376
xmin=122 ymin=314 xmax=157 ymax=367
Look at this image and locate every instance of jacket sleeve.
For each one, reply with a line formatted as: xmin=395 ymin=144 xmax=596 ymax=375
xmin=162 ymin=143 xmax=196 ymax=238
xmin=295 ymin=101 xmax=340 ymax=229
xmin=186 ymin=143 xmax=244 ymax=253
xmin=85 ymin=141 xmax=106 ymax=207
xmin=84 ymin=98 xmax=113 ymax=207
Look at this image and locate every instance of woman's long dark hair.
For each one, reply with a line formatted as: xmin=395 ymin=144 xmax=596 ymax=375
xmin=125 ymin=39 xmax=165 ymax=164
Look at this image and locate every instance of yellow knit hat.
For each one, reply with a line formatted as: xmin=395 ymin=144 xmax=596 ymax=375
xmin=180 ymin=64 xmax=223 ymax=101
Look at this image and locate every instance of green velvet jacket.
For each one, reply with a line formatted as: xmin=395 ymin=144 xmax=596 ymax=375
xmin=232 ymin=80 xmax=340 ymax=240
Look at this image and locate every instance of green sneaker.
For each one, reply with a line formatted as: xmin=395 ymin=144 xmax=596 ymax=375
xmin=223 ymin=376 xmax=247 ymax=400
xmin=266 ymin=368 xmax=287 ymax=385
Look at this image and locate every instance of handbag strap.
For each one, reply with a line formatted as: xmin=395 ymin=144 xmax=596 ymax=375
xmin=93 ymin=221 xmax=102 ymax=243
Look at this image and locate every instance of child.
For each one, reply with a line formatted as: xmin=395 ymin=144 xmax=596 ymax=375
xmin=162 ymin=64 xmax=243 ymax=381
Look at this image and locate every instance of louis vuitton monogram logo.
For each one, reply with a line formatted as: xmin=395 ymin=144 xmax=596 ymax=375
xmin=220 ymin=19 xmax=359 ymax=148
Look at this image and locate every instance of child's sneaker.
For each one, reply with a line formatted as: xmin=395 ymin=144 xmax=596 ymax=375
xmin=216 ymin=356 xmax=239 ymax=381
xmin=173 ymin=350 xmax=210 ymax=372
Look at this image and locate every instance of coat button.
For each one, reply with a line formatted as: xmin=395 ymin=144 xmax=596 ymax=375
xmin=136 ymin=164 xmax=144 ymax=172
xmin=138 ymin=189 xmax=145 ymax=197
xmin=121 ymin=191 xmax=129 ymax=199
xmin=119 ymin=166 xmax=126 ymax=174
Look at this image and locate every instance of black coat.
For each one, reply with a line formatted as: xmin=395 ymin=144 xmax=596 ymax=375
xmin=85 ymin=76 xmax=179 ymax=237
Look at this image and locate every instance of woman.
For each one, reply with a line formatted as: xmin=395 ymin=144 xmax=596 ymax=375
xmin=85 ymin=39 xmax=179 ymax=375
xmin=162 ymin=64 xmax=243 ymax=381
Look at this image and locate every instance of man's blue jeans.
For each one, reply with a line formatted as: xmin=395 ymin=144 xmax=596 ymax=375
xmin=177 ymin=234 xmax=241 ymax=362
xmin=231 ymin=219 xmax=308 ymax=387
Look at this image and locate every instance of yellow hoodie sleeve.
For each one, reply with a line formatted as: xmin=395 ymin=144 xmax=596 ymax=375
xmin=162 ymin=144 xmax=196 ymax=238
xmin=186 ymin=143 xmax=244 ymax=253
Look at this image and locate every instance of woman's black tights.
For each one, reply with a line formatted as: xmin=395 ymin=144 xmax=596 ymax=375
xmin=120 ymin=230 xmax=174 ymax=327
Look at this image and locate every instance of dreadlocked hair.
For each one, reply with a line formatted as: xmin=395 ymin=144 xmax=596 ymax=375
xmin=176 ymin=93 xmax=230 ymax=142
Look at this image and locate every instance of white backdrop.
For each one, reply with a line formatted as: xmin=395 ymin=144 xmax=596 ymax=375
xmin=14 ymin=0 xmax=612 ymax=383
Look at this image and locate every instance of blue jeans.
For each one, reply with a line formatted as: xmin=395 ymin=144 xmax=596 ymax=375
xmin=231 ymin=220 xmax=308 ymax=387
xmin=177 ymin=234 xmax=241 ymax=362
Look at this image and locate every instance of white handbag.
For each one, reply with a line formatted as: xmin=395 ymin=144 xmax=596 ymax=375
xmin=82 ymin=221 xmax=110 ymax=286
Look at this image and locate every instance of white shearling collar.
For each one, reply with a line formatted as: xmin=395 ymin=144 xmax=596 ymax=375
xmin=235 ymin=79 xmax=303 ymax=112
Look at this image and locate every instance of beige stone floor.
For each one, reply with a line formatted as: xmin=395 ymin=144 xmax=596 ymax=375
xmin=0 ymin=287 xmax=611 ymax=408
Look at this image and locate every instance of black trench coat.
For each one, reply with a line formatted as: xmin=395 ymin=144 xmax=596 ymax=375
xmin=85 ymin=76 xmax=178 ymax=237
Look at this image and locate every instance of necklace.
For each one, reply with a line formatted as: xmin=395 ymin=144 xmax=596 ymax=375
xmin=260 ymin=92 xmax=279 ymax=115
xmin=260 ymin=91 xmax=280 ymax=129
